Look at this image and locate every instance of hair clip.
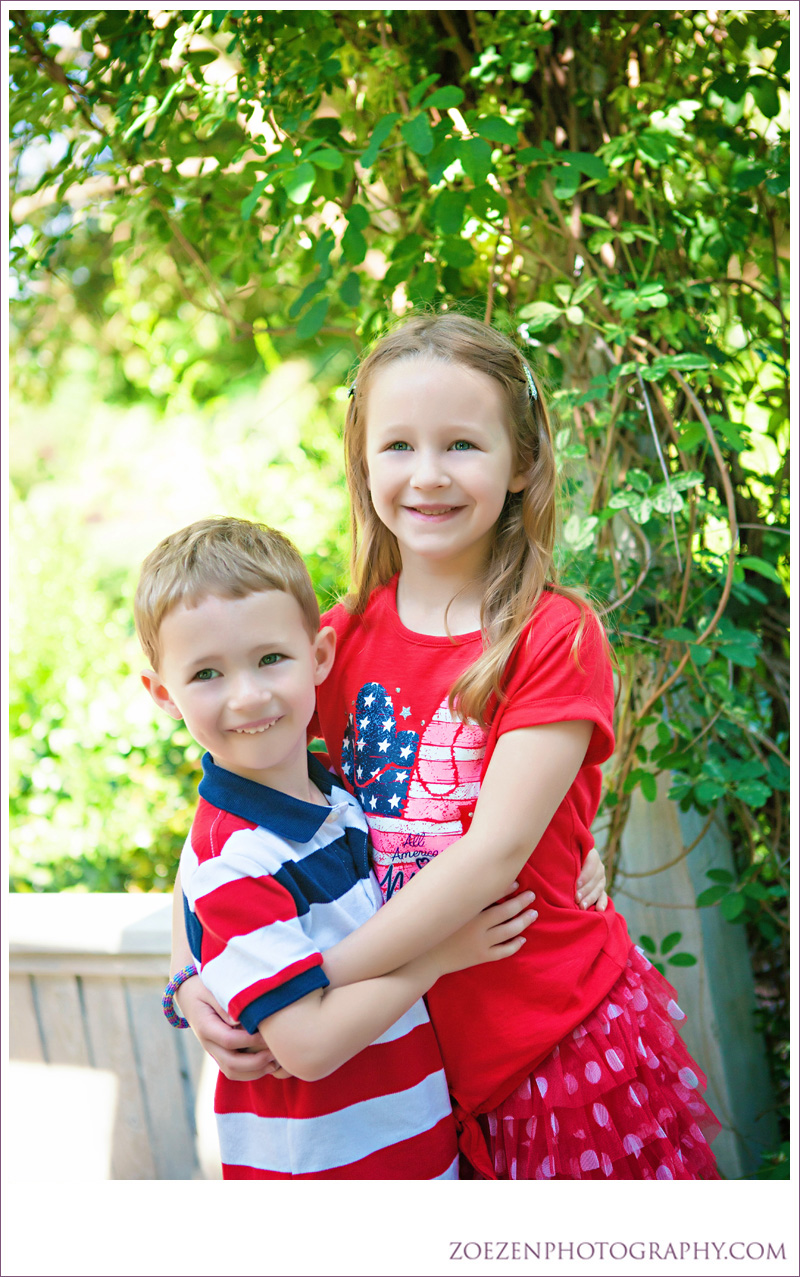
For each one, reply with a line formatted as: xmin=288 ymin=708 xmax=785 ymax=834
xmin=348 ymin=382 xmax=357 ymax=399
xmin=522 ymin=363 xmax=538 ymax=403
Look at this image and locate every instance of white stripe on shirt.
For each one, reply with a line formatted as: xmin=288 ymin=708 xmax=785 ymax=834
xmin=217 ymin=1070 xmax=453 ymax=1175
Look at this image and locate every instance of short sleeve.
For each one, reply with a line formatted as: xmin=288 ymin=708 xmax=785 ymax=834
xmin=189 ymin=827 xmax=329 ymax=1033
xmin=492 ymin=596 xmax=615 ymax=767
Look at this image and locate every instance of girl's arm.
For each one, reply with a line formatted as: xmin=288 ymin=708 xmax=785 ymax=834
xmin=258 ymin=892 xmax=533 ymax=1081
xmin=323 ymin=719 xmax=593 ymax=988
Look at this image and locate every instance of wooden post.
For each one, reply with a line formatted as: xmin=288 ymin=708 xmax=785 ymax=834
xmin=612 ymin=776 xmax=779 ymax=1178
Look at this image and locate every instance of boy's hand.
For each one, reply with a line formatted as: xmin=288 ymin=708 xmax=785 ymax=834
xmin=576 ymin=844 xmax=608 ymax=912
xmin=177 ymin=975 xmax=292 ymax=1081
xmin=429 ymin=888 xmax=536 ymax=979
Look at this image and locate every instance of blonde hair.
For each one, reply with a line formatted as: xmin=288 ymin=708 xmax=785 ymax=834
xmin=343 ymin=313 xmax=590 ymax=727
xmin=134 ymin=517 xmax=320 ymax=669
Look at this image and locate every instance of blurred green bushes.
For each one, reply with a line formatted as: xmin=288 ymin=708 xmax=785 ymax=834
xmin=9 ymin=361 xmax=349 ymax=892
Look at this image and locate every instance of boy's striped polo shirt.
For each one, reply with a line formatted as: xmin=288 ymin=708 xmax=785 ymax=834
xmin=180 ymin=751 xmax=458 ymax=1180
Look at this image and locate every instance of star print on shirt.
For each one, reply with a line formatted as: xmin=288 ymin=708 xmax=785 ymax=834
xmin=400 ymin=707 xmax=411 ymax=719
xmin=339 ymin=682 xmax=420 ymax=816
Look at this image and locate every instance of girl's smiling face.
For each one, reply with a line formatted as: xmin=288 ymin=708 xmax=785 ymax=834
xmin=363 ymin=358 xmax=526 ymax=578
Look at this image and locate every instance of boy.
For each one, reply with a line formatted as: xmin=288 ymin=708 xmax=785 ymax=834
xmin=135 ymin=517 xmax=529 ymax=1179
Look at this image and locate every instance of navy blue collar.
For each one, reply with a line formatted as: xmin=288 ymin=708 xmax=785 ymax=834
xmin=198 ymin=752 xmax=338 ymax=843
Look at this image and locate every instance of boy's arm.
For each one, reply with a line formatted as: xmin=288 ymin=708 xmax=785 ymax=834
xmin=257 ymin=892 xmax=533 ymax=1081
xmin=170 ymin=868 xmax=285 ymax=1082
xmin=323 ymin=719 xmax=593 ymax=989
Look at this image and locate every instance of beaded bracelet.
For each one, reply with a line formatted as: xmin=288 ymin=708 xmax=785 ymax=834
xmin=162 ymin=964 xmax=198 ymax=1028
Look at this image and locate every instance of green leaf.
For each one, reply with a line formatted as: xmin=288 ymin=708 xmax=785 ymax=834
xmin=661 ymin=931 xmax=682 ymax=954
xmin=432 ymin=189 xmax=469 ymax=236
xmin=339 ymin=271 xmax=361 ymax=307
xmin=751 ymin=77 xmax=781 ymax=119
xmin=638 ymin=934 xmax=657 ymax=955
xmin=401 ymin=113 xmax=434 ymax=156
xmin=738 ymin=556 xmax=783 ymax=585
xmin=581 ymin=213 xmax=612 ymax=229
xmin=295 ymin=297 xmax=329 ymax=340
xmin=636 ymin=130 xmax=671 ymax=165
xmin=407 ymin=261 xmax=437 ymax=303
xmin=706 ymin=869 xmax=735 ymax=884
xmin=310 ymin=148 xmax=344 ymax=170
xmin=695 ymin=779 xmax=725 ymax=804
xmin=627 ymin=469 xmax=652 ymax=493
xmin=517 ymin=301 xmax=563 ymax=331
xmin=689 ymin=644 xmax=712 ymax=666
xmin=564 ymin=151 xmax=609 ymax=180
xmin=240 ymin=176 xmax=269 ymax=220
xmin=475 ymin=116 xmax=518 ymax=145
xmin=697 ymin=884 xmax=730 ymax=907
xmin=668 ymin=952 xmax=698 ymax=967
xmin=640 ymin=772 xmax=657 ymax=803
xmin=742 ymin=882 xmax=771 ymax=901
xmin=677 ymin=422 xmax=706 ymax=450
xmin=468 ymin=186 xmax=507 ymax=221
xmin=774 ymin=36 xmax=791 ymax=76
xmin=734 ymin=779 xmax=771 ymax=808
xmin=347 ymin=205 xmax=370 ymax=231
xmin=458 ymin=136 xmax=493 ymax=184
xmin=731 ymin=164 xmax=768 ymax=191
xmin=408 ymin=74 xmax=440 ymax=108
xmin=563 ymin=514 xmax=598 ymax=551
xmin=361 ymin=113 xmax=400 ymax=169
xmin=663 ymin=626 xmax=695 ymax=642
xmin=439 ymin=236 xmax=475 ymax=269
xmin=553 ymin=166 xmax=581 ymax=200
xmin=422 ymin=85 xmax=465 ymax=110
xmin=288 ymin=276 xmax=325 ymax=320
xmin=282 ymin=162 xmax=315 ymax=205
xmin=313 ymin=228 xmax=336 ymax=267
xmin=341 ymin=223 xmax=367 ymax=265
xmin=572 ymin=278 xmax=597 ymax=305
xmin=720 ymin=893 xmax=746 ymax=922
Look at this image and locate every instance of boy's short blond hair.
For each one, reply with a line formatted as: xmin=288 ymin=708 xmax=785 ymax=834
xmin=134 ymin=517 xmax=320 ymax=669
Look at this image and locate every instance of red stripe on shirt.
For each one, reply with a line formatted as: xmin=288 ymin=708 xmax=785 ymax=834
xmin=191 ymin=800 xmax=256 ymax=860
xmin=198 ymin=873 xmax=298 ymax=964
xmin=215 ymin=1021 xmax=444 ymax=1119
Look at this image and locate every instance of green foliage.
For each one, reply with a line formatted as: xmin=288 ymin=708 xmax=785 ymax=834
xmin=9 ymin=365 xmax=349 ymax=893
xmin=10 ymin=6 xmax=789 ymax=1139
xmin=637 ymin=933 xmax=698 ymax=977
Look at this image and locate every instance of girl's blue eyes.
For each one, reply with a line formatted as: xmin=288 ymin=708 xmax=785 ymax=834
xmin=194 ymin=669 xmax=218 ymax=682
xmin=386 ymin=440 xmax=476 ymax=451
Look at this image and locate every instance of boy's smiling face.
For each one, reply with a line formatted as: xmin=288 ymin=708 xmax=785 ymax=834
xmin=143 ymin=590 xmax=335 ymax=797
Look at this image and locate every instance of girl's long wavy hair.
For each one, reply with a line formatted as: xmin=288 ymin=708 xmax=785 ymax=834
xmin=343 ymin=312 xmax=591 ymax=728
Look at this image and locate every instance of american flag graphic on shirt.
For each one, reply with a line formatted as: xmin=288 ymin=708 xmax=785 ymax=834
xmin=340 ymin=681 xmax=487 ymax=899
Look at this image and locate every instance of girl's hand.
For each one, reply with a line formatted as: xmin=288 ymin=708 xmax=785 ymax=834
xmin=177 ymin=975 xmax=292 ymax=1081
xmin=430 ymin=889 xmax=537 ymax=978
xmin=576 ymin=844 xmax=608 ymax=912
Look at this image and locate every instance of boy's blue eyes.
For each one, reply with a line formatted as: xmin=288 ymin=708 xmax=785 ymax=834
xmin=192 ymin=654 xmax=283 ymax=681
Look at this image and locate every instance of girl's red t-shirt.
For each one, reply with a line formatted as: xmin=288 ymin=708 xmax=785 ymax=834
xmin=315 ymin=577 xmax=631 ymax=1116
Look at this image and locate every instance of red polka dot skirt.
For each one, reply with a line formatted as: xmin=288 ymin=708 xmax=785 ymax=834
xmin=481 ymin=944 xmax=721 ymax=1180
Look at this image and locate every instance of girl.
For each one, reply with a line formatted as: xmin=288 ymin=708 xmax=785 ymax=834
xmin=174 ymin=313 xmax=720 ymax=1180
